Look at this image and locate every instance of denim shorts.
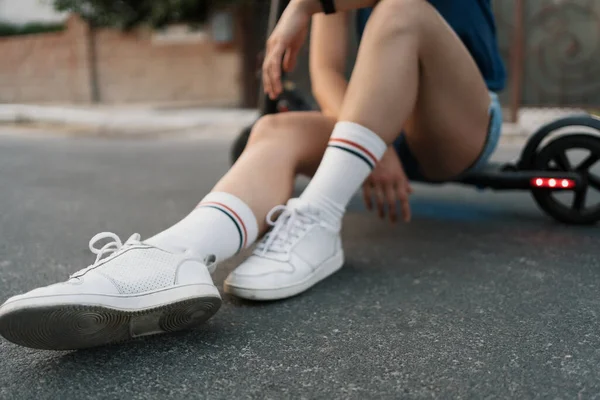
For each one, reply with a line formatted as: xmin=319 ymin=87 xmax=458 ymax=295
xmin=393 ymin=92 xmax=503 ymax=181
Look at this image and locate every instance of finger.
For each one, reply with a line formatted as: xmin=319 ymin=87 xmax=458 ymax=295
xmin=397 ymin=184 xmax=412 ymax=222
xmin=262 ymin=41 xmax=274 ymax=97
xmin=262 ymin=50 xmax=281 ymax=99
xmin=268 ymin=44 xmax=286 ymax=98
xmin=374 ymin=185 xmax=386 ymax=219
xmin=401 ymin=198 xmax=411 ymax=223
xmin=385 ymin=184 xmax=398 ymax=224
xmin=362 ymin=183 xmax=374 ymax=211
xmin=262 ymin=69 xmax=273 ymax=99
xmin=265 ymin=55 xmax=280 ymax=100
xmin=262 ymin=57 xmax=274 ymax=99
xmin=283 ymin=48 xmax=298 ymax=72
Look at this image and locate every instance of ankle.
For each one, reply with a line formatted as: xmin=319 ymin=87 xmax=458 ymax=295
xmin=293 ymin=196 xmax=343 ymax=230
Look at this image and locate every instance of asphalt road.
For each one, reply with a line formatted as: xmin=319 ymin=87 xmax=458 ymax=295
xmin=0 ymin=127 xmax=599 ymax=400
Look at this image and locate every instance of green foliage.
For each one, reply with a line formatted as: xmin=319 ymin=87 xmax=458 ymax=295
xmin=51 ymin=0 xmax=246 ymax=30
xmin=0 ymin=22 xmax=65 ymax=37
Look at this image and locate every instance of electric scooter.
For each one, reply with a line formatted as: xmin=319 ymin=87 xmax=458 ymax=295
xmin=231 ymin=0 xmax=600 ymax=225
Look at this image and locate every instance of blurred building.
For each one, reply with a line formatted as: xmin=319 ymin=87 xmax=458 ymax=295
xmin=0 ymin=10 xmax=244 ymax=106
xmin=0 ymin=0 xmax=597 ymax=120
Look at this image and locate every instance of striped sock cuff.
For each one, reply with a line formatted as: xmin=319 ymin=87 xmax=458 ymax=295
xmin=197 ymin=192 xmax=258 ymax=253
xmin=328 ymin=122 xmax=387 ymax=169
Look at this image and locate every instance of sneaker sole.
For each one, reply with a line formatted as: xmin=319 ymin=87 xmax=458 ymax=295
xmin=224 ymin=251 xmax=344 ymax=301
xmin=0 ymin=288 xmax=221 ymax=350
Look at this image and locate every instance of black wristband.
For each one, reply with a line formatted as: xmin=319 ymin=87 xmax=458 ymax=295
xmin=319 ymin=0 xmax=336 ymax=14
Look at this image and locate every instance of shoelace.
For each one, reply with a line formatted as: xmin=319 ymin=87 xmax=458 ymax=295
xmin=70 ymin=232 xmax=142 ymax=278
xmin=255 ymin=204 xmax=320 ymax=256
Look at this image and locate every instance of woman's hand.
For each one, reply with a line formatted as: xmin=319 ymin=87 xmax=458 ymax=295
xmin=263 ymin=2 xmax=312 ymax=100
xmin=363 ymin=147 xmax=413 ymax=223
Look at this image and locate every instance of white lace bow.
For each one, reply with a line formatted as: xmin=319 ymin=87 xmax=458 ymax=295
xmin=256 ymin=202 xmax=320 ymax=256
xmin=70 ymin=232 xmax=141 ymax=278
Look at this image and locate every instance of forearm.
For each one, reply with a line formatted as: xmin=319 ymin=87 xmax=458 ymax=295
xmin=296 ymin=0 xmax=379 ymax=14
xmin=312 ymin=70 xmax=348 ymax=118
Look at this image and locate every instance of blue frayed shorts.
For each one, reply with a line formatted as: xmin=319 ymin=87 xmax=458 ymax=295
xmin=393 ymin=92 xmax=503 ymax=181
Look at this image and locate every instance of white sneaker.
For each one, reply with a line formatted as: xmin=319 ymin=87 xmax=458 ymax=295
xmin=224 ymin=199 xmax=344 ymax=301
xmin=0 ymin=232 xmax=221 ymax=350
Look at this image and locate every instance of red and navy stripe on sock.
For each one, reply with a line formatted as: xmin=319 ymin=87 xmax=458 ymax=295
xmin=328 ymin=138 xmax=378 ymax=169
xmin=197 ymin=202 xmax=247 ymax=253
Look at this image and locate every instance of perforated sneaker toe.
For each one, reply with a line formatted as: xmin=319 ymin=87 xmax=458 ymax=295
xmin=0 ymin=232 xmax=221 ymax=350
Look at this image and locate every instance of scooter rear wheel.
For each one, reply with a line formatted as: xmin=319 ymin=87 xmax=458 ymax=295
xmin=531 ymin=134 xmax=600 ymax=225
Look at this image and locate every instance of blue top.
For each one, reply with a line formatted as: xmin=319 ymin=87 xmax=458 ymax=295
xmin=356 ymin=0 xmax=506 ymax=91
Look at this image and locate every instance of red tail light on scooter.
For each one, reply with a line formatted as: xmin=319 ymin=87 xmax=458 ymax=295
xmin=531 ymin=178 xmax=576 ymax=189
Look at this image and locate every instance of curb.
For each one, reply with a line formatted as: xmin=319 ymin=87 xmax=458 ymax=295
xmin=0 ymin=105 xmax=259 ymax=135
xmin=0 ymin=104 xmax=537 ymax=138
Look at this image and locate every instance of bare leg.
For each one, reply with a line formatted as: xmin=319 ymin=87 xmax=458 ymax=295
xmin=222 ymin=0 xmax=497 ymax=301
xmin=340 ymin=0 xmax=492 ymax=180
xmin=213 ymin=112 xmax=335 ymax=233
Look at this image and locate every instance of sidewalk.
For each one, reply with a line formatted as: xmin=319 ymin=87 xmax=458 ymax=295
xmin=0 ymin=103 xmax=590 ymax=138
xmin=0 ymin=103 xmax=260 ymax=136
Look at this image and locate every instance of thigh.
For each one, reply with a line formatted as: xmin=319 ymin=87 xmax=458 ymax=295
xmin=407 ymin=8 xmax=492 ymax=181
xmin=343 ymin=0 xmax=492 ymax=181
xmin=248 ymin=111 xmax=337 ymax=177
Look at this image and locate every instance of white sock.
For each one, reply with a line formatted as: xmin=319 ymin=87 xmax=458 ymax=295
xmin=300 ymin=121 xmax=387 ymax=223
xmin=146 ymin=192 xmax=258 ymax=262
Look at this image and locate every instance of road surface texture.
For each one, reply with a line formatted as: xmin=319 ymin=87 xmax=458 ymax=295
xmin=0 ymin=127 xmax=599 ymax=399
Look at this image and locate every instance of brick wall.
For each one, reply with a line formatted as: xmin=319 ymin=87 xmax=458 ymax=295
xmin=0 ymin=16 xmax=92 ymax=103
xmin=0 ymin=15 xmax=243 ymax=105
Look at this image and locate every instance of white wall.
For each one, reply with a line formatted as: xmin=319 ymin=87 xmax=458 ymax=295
xmin=0 ymin=0 xmax=67 ymax=24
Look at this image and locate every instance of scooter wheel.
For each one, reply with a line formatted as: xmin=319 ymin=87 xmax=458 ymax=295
xmin=531 ymin=134 xmax=600 ymax=225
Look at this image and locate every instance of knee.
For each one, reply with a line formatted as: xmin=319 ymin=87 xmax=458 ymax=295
xmin=370 ymin=0 xmax=430 ymax=38
xmin=247 ymin=114 xmax=302 ymax=148
xmin=248 ymin=114 xmax=280 ymax=145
